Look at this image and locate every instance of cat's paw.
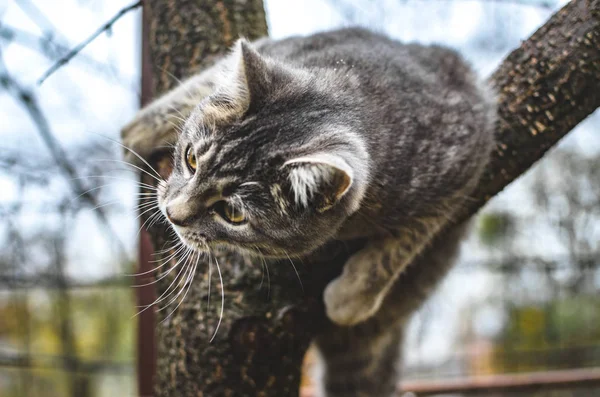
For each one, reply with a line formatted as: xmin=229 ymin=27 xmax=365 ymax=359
xmin=324 ymin=276 xmax=384 ymax=326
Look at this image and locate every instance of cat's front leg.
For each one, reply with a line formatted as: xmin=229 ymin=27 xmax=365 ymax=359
xmin=324 ymin=237 xmax=418 ymax=326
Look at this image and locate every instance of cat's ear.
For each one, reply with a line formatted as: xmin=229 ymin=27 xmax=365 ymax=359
xmin=284 ymin=153 xmax=353 ymax=212
xmin=204 ymin=40 xmax=277 ymax=122
xmin=203 ymin=39 xmax=304 ymax=124
xmin=237 ymin=40 xmax=271 ymax=110
xmin=197 ymin=40 xmax=263 ymax=123
xmin=229 ymin=39 xmax=301 ymax=108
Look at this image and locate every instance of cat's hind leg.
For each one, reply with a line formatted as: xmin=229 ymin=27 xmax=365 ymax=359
xmin=313 ymin=320 xmax=405 ymax=397
xmin=315 ymin=222 xmax=468 ymax=397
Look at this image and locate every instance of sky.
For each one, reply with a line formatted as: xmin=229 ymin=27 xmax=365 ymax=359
xmin=1 ymin=0 xmax=598 ymax=371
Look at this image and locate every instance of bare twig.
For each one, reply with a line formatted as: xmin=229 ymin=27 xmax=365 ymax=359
xmin=0 ymin=24 xmax=135 ymax=89
xmin=14 ymin=0 xmax=65 ymax=39
xmin=37 ymin=0 xmax=143 ymax=85
xmin=0 ymin=50 xmax=128 ymax=258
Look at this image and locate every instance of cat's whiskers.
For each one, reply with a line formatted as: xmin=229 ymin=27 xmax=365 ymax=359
xmin=285 ymin=251 xmax=304 ymax=293
xmin=152 ymin=144 xmax=177 ymax=150
xmin=135 ymin=208 xmax=165 ymax=239
xmin=135 ymin=197 xmax=159 ymax=209
xmin=153 ymin=233 xmax=180 ymax=256
xmin=208 ymin=248 xmax=224 ymax=343
xmin=206 ymin=251 xmax=213 ymax=313
xmin=132 ymin=246 xmax=194 ymax=317
xmin=126 ymin=242 xmax=185 ymax=277
xmin=84 ymin=196 xmax=154 ymax=213
xmin=160 ymin=251 xmax=200 ymax=323
xmin=140 ymin=211 xmax=164 ymax=236
xmin=136 ymin=198 xmax=158 ymax=210
xmin=135 ymin=204 xmax=161 ymax=222
xmin=80 ymin=132 xmax=204 ymax=322
xmin=133 ymin=207 xmax=160 ymax=224
xmin=89 ymin=159 xmax=164 ymax=184
xmin=160 ymin=67 xmax=194 ymax=98
xmin=146 ymin=210 xmax=167 ymax=229
xmin=68 ymin=183 xmax=112 ymax=205
xmin=81 ymin=193 xmax=156 ymax=214
xmin=134 ymin=205 xmax=159 ymax=221
xmin=167 ymin=107 xmax=188 ymax=122
xmin=166 ymin=119 xmax=185 ymax=135
xmin=255 ymin=246 xmax=270 ymax=298
xmin=156 ymin=253 xmax=196 ymax=311
xmin=164 ymin=110 xmax=188 ymax=125
xmin=148 ymin=241 xmax=184 ymax=264
xmin=131 ymin=244 xmax=190 ymax=287
xmin=82 ymin=199 xmax=118 ymax=212
xmin=71 ymin=175 xmax=157 ymax=191
xmin=134 ymin=195 xmax=158 ymax=201
xmin=90 ymin=132 xmax=163 ymax=181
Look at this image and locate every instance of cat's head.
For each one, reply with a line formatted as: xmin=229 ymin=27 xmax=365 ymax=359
xmin=157 ymin=40 xmax=369 ymax=257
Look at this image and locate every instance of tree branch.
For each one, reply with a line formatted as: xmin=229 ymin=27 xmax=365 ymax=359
xmin=36 ymin=0 xmax=143 ymax=85
xmin=139 ymin=0 xmax=600 ymax=396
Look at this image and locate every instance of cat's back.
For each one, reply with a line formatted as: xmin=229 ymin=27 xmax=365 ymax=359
xmin=255 ymin=27 xmax=396 ymax=66
xmin=254 ymin=27 xmax=473 ymax=92
xmin=254 ymin=29 xmax=494 ymax=238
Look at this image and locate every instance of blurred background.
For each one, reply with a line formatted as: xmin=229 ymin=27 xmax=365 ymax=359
xmin=0 ymin=0 xmax=599 ymax=396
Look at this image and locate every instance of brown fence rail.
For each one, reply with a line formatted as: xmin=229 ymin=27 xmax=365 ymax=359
xmin=300 ymin=367 xmax=600 ymax=396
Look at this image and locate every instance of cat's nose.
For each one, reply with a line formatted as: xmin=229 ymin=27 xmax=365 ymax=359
xmin=166 ymin=206 xmax=194 ymax=227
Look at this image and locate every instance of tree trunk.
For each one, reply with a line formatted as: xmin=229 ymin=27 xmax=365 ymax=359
xmin=139 ymin=0 xmax=600 ymax=396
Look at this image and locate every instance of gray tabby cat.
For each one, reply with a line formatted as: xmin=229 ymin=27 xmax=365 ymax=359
xmin=122 ymin=28 xmax=495 ymax=396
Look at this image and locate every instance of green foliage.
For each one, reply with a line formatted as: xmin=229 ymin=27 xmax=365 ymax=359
xmin=0 ymin=287 xmax=136 ymax=397
xmin=477 ymin=211 xmax=514 ymax=246
xmin=492 ymin=295 xmax=600 ymax=373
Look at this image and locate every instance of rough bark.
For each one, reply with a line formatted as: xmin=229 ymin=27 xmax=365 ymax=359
xmin=139 ymin=0 xmax=600 ymax=396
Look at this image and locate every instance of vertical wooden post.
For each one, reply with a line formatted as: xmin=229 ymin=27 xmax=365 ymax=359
xmin=136 ymin=3 xmax=156 ymax=396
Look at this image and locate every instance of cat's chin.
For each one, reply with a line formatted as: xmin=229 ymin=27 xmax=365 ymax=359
xmin=174 ymin=232 xmax=209 ymax=253
xmin=189 ymin=240 xmax=303 ymax=259
xmin=181 ymin=240 xmax=209 ymax=253
xmin=175 ymin=235 xmax=258 ymax=257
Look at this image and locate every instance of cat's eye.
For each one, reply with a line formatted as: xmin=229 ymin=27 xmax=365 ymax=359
xmin=185 ymin=146 xmax=197 ymax=172
xmin=214 ymin=201 xmax=247 ymax=224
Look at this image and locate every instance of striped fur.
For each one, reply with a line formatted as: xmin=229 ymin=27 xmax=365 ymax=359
xmin=122 ymin=28 xmax=496 ymax=396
